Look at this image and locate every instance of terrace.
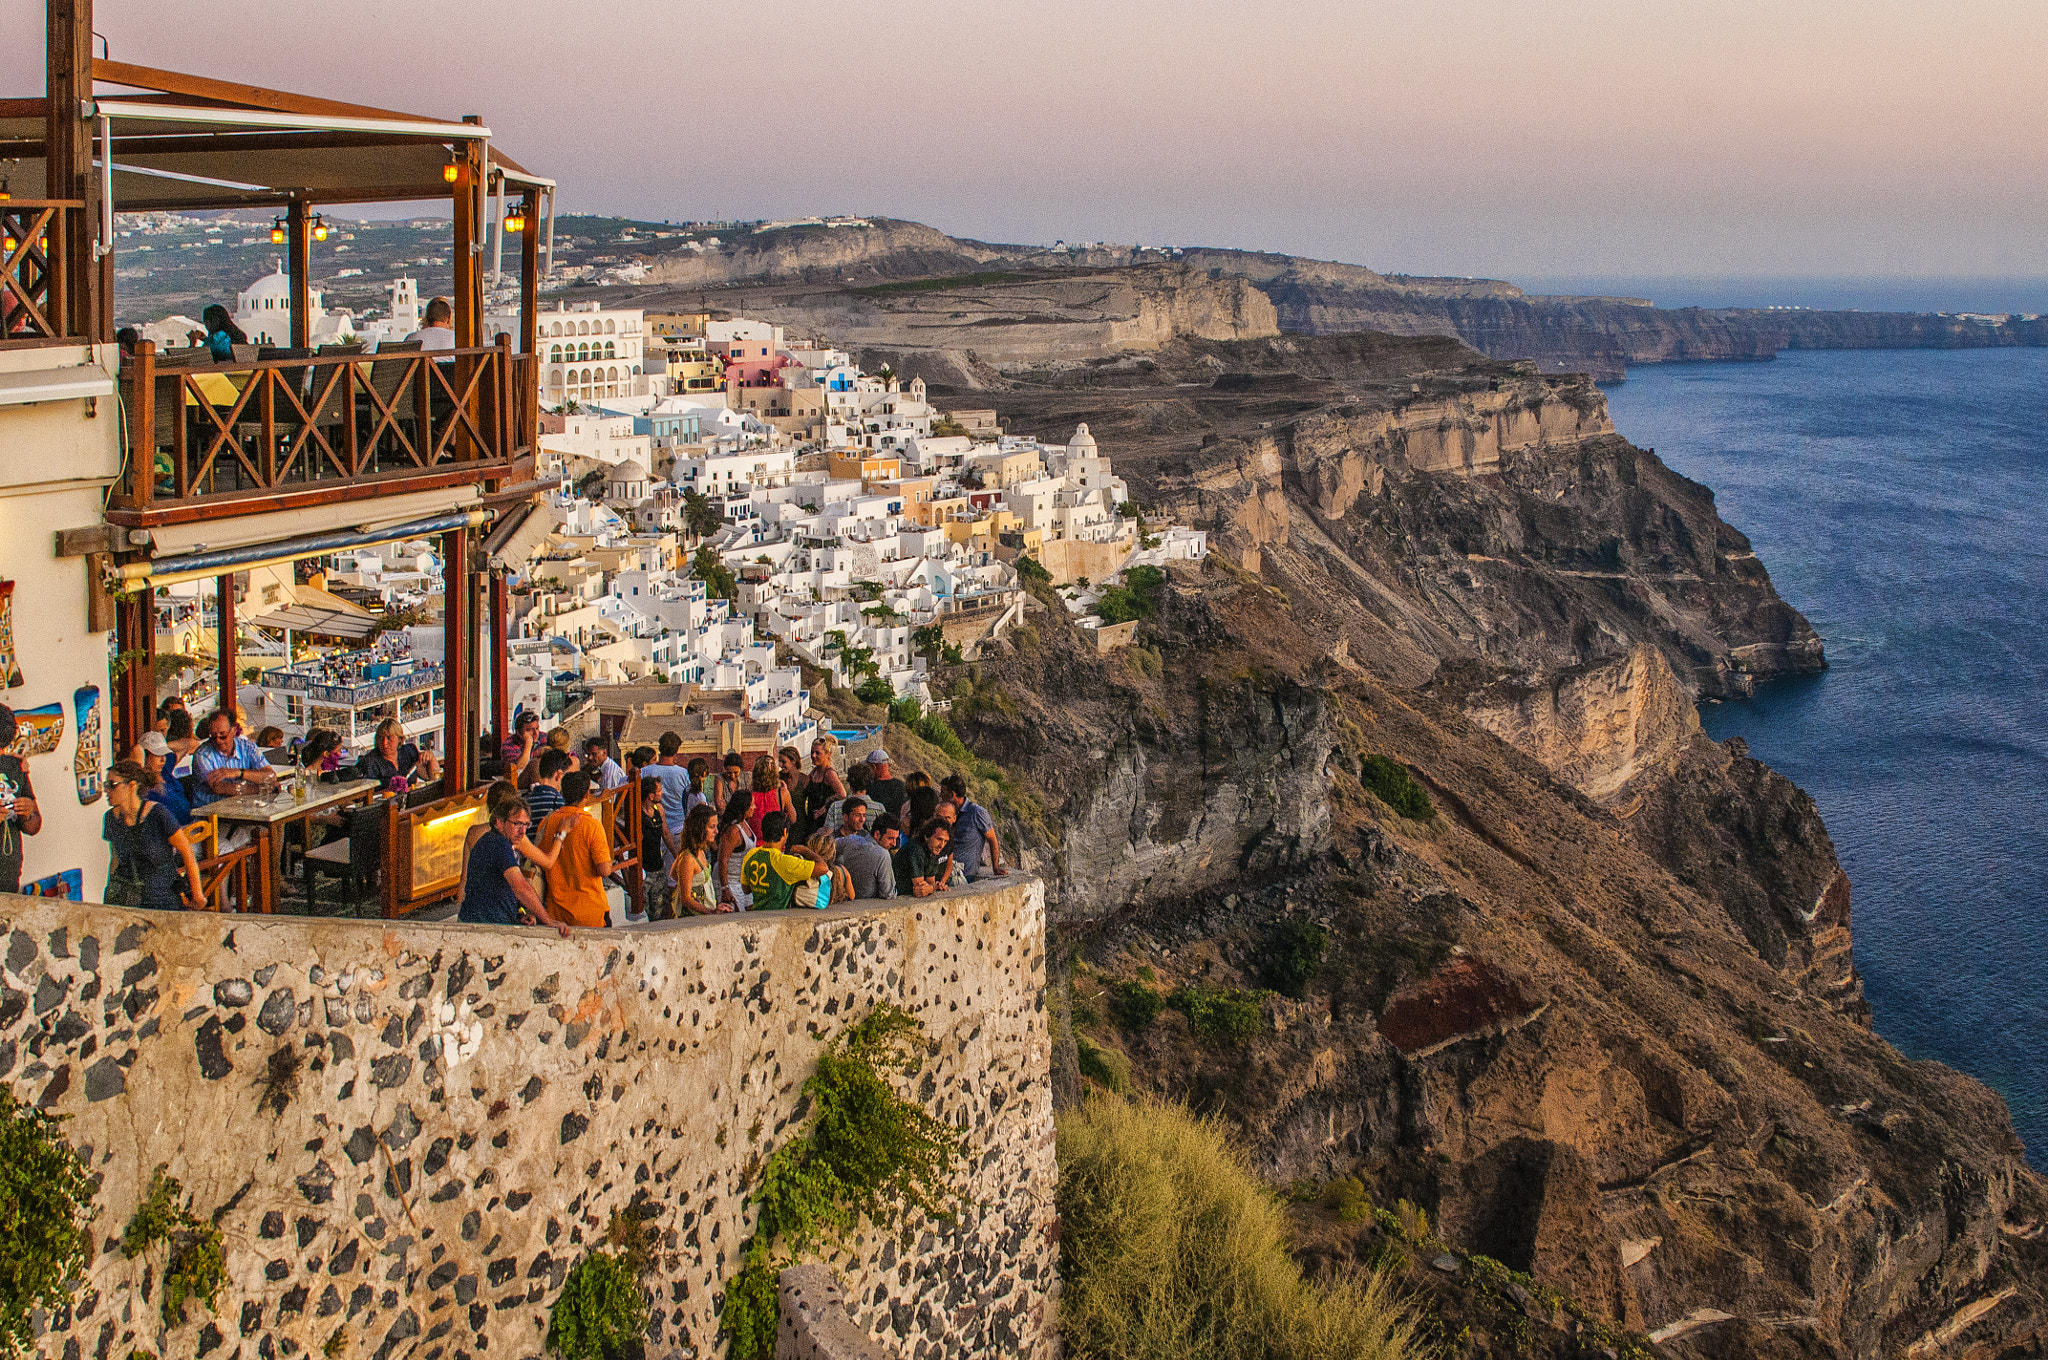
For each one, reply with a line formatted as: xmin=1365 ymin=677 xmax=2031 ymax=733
xmin=2 ymin=4 xmax=593 ymax=922
xmin=4 ymin=17 xmax=560 ymax=789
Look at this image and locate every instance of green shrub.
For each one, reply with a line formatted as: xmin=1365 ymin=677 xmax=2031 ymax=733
xmin=1075 ymin=1036 xmax=1131 ymax=1093
xmin=723 ymin=1006 xmax=963 ymax=1360
xmin=1056 ymin=1098 xmax=1422 ymax=1360
xmin=0 ymin=1087 xmax=97 ymax=1355
xmin=1167 ymin=986 xmax=1266 ymax=1044
xmin=1324 ymin=1176 xmax=1369 ymax=1222
xmin=692 ymin=546 xmax=737 ymax=602
xmin=122 ymin=1167 xmax=224 ymax=1329
xmin=1109 ymin=980 xmax=1163 ymax=1031
xmin=1093 ymin=565 xmax=1169 ymax=626
xmin=1360 ymin=755 xmax=1433 ymax=820
xmin=853 ymin=676 xmax=894 ymax=706
xmin=1260 ymin=919 xmax=1329 ymax=999
xmin=1016 ymin=556 xmax=1052 ymax=586
xmin=546 ymin=1251 xmax=646 ymax=1360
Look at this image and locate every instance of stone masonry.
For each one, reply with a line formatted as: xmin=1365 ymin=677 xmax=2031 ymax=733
xmin=0 ymin=876 xmax=1057 ymax=1360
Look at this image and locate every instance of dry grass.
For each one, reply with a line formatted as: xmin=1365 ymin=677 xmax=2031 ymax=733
xmin=1056 ymin=1097 xmax=1425 ymax=1360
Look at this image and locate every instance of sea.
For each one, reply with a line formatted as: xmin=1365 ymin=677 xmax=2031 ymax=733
xmin=1603 ymin=348 xmax=2048 ymax=1170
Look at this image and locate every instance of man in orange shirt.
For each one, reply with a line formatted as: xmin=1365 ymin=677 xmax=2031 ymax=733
xmin=536 ymin=771 xmax=623 ymax=928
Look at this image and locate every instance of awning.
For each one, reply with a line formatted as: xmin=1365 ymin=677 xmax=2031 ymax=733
xmin=244 ymin=604 xmax=379 ymax=641
xmin=122 ymin=509 xmax=490 ymax=586
xmin=0 ymin=61 xmax=548 ymax=210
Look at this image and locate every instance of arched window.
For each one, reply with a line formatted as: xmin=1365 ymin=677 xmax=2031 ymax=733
xmin=631 ymin=365 xmax=641 ymax=376
xmin=579 ymin=321 xmax=590 ymax=335
xmin=607 ymin=367 xmax=618 ymax=381
xmin=605 ymin=319 xmax=616 ymax=334
xmin=604 ymin=342 xmax=616 ymax=359
xmin=576 ymin=343 xmax=588 ymax=362
xmin=550 ymin=322 xmax=561 ymax=337
xmin=549 ymin=346 xmax=562 ymax=362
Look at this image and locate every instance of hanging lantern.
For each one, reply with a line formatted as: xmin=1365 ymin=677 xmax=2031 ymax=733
xmin=443 ymin=156 xmax=460 ymax=184
xmin=312 ymin=215 xmax=329 ymax=242
xmin=504 ymin=207 xmax=527 ymax=234
xmin=270 ymin=217 xmax=286 ymax=245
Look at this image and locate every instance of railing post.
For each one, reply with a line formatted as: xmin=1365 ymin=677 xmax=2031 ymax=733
xmin=131 ymin=340 xmax=156 ymax=510
xmin=494 ymin=333 xmax=512 ymax=464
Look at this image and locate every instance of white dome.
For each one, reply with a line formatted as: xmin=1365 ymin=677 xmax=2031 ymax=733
xmin=239 ymin=264 xmax=292 ymax=304
xmin=1068 ymin=422 xmax=1097 ymax=451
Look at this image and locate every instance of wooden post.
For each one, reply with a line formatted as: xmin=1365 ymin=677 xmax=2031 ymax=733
xmin=46 ymin=0 xmax=96 ymax=341
xmin=131 ymin=340 xmax=155 ymax=509
xmin=452 ymin=119 xmax=485 ymax=349
xmin=287 ymin=199 xmax=312 ymax=349
xmin=440 ymin=526 xmax=471 ymax=794
xmin=518 ymin=188 xmax=540 ymax=356
xmin=113 ymin=589 xmax=153 ymax=756
xmin=489 ymin=569 xmax=509 ymax=746
xmin=216 ymin=574 xmax=237 ymax=716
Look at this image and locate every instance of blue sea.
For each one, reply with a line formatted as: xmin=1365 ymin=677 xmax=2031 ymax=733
xmin=1604 ymin=348 xmax=2048 ymax=1170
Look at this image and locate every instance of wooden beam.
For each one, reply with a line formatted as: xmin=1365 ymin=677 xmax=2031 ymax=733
xmin=489 ymin=569 xmax=509 ymax=746
xmin=113 ymin=590 xmax=153 ymax=758
xmin=216 ymin=573 xmax=237 ymax=711
xmin=518 ymin=188 xmax=540 ymax=356
xmin=92 ymin=58 xmax=441 ymax=125
xmin=54 ymin=524 xmax=122 ymax=557
xmin=440 ymin=526 xmax=471 ymax=794
xmin=47 ymin=0 xmax=96 ymax=341
xmin=451 ymin=117 xmax=484 ymax=350
xmin=287 ymin=199 xmax=311 ymax=348
xmin=0 ymin=99 xmax=47 ymax=118
xmin=99 ymin=462 xmax=510 ymax=528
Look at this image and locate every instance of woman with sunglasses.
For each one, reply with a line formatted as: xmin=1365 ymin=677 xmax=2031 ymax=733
xmin=104 ymin=759 xmax=207 ymax=911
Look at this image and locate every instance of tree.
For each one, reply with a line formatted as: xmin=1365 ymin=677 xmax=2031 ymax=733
xmin=854 ymin=676 xmax=894 ymax=706
xmin=681 ymin=488 xmax=724 ymax=540
xmin=692 ymin=546 xmax=737 ymax=601
xmin=911 ymin=623 xmax=945 ymax=658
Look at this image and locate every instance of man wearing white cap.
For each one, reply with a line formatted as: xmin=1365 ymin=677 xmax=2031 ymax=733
xmin=864 ymin=748 xmax=908 ymax=826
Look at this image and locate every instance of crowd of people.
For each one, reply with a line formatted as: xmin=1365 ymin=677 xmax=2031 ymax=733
xmin=457 ymin=728 xmax=1009 ymax=934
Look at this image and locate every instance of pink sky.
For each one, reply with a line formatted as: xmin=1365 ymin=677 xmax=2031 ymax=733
xmin=7 ymin=0 xmax=2043 ymax=283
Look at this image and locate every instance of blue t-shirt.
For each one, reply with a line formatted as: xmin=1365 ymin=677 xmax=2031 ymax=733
xmin=459 ymin=830 xmax=522 ymax=927
xmin=950 ymin=800 xmax=993 ymax=877
xmin=525 ymin=784 xmax=564 ymax=821
xmin=145 ymin=776 xmax=193 ymax=826
xmin=642 ymin=763 xmax=692 ymax=832
xmin=191 ymin=737 xmax=269 ymax=806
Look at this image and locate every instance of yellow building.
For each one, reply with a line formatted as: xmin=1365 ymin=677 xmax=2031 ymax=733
xmin=966 ymin=448 xmax=1044 ymax=490
xmin=665 ymin=350 xmax=725 ymax=395
xmin=829 ymin=452 xmax=902 ymax=483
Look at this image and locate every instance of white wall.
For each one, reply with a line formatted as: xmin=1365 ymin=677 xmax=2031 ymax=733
xmin=0 ymin=343 xmax=125 ymax=900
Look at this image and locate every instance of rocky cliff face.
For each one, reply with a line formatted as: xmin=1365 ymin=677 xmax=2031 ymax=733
xmin=697 ymin=264 xmax=1278 ymax=378
xmin=638 ymin=217 xmax=1001 ymax=290
xmin=931 ymin=330 xmax=2041 ymax=1356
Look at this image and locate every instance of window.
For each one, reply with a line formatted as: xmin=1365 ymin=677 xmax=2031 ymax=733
xmin=604 ymin=342 xmax=616 ymax=359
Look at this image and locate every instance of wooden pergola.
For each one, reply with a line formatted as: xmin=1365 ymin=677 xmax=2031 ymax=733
xmin=6 ymin=0 xmax=557 ymax=793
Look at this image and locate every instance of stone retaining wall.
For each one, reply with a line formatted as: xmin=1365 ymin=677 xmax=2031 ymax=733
xmin=0 ymin=877 xmax=1056 ymax=1360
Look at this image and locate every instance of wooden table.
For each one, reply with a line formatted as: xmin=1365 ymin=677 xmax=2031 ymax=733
xmin=206 ymin=779 xmax=381 ymax=913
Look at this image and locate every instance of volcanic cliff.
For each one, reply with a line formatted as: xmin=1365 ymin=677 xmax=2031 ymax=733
xmin=906 ymin=334 xmax=2046 ymax=1357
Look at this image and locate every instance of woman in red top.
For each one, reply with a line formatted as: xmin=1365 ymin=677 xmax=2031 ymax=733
xmin=744 ymin=756 xmax=794 ymax=842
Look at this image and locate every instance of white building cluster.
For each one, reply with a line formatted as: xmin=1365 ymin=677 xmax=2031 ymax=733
xmin=137 ymin=267 xmax=1206 ymax=745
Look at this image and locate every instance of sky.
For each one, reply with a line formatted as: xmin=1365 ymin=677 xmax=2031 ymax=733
xmin=8 ymin=0 xmax=2046 ymax=299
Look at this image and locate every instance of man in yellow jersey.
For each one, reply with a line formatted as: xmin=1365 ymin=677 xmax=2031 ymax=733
xmin=739 ymin=811 xmax=827 ymax=911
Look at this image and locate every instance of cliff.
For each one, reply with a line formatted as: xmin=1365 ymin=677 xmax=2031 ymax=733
xmin=614 ymin=220 xmax=2045 ymax=381
xmin=0 ymin=881 xmax=1058 ymax=1360
xmin=918 ymin=330 xmax=2045 ymax=1356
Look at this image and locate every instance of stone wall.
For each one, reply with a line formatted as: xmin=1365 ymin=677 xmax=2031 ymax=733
xmin=0 ymin=877 xmax=1057 ymax=1360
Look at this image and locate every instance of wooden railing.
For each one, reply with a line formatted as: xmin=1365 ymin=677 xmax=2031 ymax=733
xmin=111 ymin=336 xmax=536 ymax=525
xmin=0 ymin=199 xmax=82 ymax=347
xmin=382 ymin=779 xmax=646 ymax=920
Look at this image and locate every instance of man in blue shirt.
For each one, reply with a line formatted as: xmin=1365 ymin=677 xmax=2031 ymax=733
xmin=524 ymin=749 xmax=572 ymax=820
xmin=641 ymin=732 xmax=694 ymax=837
xmin=832 ymin=798 xmax=896 ymax=900
xmin=459 ymin=799 xmax=572 ymax=936
xmin=191 ymin=709 xmax=278 ymax=807
xmin=585 ymin=735 xmax=628 ymax=792
xmin=939 ymin=774 xmax=1006 ymax=881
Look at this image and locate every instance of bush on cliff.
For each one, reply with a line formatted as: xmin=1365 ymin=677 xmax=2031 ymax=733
xmin=1360 ymin=755 xmax=1434 ymax=821
xmin=1056 ymin=1097 xmax=1421 ymax=1360
xmin=0 ymin=1086 xmax=97 ymax=1355
xmin=546 ymin=1250 xmax=647 ymax=1360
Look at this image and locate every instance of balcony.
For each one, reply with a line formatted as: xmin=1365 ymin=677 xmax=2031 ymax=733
xmin=0 ymin=199 xmax=82 ymax=347
xmin=110 ymin=340 xmax=536 ymax=526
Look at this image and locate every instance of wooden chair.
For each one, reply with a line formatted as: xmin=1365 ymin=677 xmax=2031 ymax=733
xmin=361 ymin=341 xmax=423 ymax=472
xmin=304 ymin=801 xmax=387 ymax=914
